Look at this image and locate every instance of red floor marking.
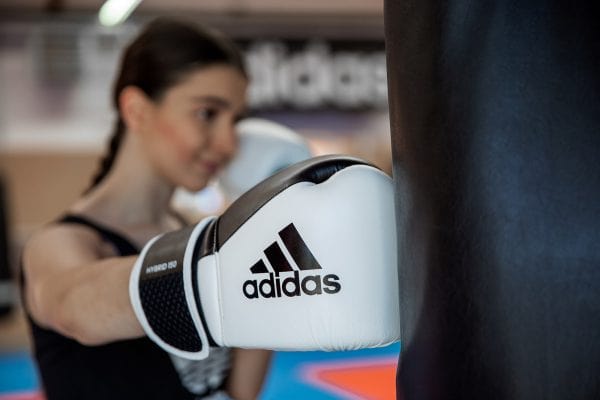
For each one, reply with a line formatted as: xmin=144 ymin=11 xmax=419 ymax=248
xmin=0 ymin=392 xmax=44 ymax=400
xmin=303 ymin=357 xmax=398 ymax=400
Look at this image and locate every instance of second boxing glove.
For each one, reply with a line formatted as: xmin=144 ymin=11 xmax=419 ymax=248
xmin=218 ymin=117 xmax=313 ymax=201
xmin=130 ymin=155 xmax=399 ymax=360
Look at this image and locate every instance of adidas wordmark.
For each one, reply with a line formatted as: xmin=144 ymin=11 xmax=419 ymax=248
xmin=242 ymin=223 xmax=342 ymax=299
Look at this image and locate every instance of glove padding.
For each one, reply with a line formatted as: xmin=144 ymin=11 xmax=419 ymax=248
xmin=130 ymin=155 xmax=400 ymax=360
xmin=218 ymin=117 xmax=313 ymax=201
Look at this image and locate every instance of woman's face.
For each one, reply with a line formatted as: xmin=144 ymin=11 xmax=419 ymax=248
xmin=142 ymin=64 xmax=248 ymax=192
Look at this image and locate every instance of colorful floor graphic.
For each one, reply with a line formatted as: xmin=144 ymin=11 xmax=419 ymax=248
xmin=260 ymin=343 xmax=400 ymax=399
xmin=0 ymin=343 xmax=400 ymax=399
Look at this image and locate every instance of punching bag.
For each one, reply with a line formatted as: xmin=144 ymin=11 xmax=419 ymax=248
xmin=0 ymin=176 xmax=14 ymax=317
xmin=384 ymin=1 xmax=600 ymax=399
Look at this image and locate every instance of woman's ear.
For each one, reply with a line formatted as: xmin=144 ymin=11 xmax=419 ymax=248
xmin=119 ymin=86 xmax=152 ymax=134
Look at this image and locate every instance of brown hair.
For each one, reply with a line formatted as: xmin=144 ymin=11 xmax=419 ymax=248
xmin=87 ymin=18 xmax=247 ymax=191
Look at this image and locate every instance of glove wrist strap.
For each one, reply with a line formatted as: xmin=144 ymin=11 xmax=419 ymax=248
xmin=129 ymin=217 xmax=216 ymax=360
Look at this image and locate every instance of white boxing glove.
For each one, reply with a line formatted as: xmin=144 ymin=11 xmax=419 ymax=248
xmin=218 ymin=118 xmax=312 ymax=201
xmin=171 ymin=118 xmax=311 ymax=216
xmin=130 ymin=155 xmax=399 ymax=360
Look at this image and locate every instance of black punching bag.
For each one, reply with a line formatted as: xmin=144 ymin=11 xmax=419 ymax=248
xmin=384 ymin=1 xmax=600 ymax=399
xmin=0 ymin=176 xmax=14 ymax=317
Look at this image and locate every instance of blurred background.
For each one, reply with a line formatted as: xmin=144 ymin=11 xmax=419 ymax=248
xmin=0 ymin=1 xmax=396 ymax=399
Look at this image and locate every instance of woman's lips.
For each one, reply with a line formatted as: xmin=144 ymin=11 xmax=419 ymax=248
xmin=199 ymin=160 xmax=220 ymax=175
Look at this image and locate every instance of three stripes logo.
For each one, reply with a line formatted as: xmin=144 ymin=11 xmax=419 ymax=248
xmin=242 ymin=223 xmax=342 ymax=299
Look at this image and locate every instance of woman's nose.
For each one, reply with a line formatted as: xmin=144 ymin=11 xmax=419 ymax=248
xmin=211 ymin=120 xmax=238 ymax=159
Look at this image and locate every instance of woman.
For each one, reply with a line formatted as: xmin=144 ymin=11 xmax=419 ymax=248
xmin=21 ymin=18 xmax=271 ymax=400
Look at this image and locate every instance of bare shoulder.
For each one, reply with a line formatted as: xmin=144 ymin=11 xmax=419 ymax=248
xmin=23 ymin=222 xmax=106 ymax=273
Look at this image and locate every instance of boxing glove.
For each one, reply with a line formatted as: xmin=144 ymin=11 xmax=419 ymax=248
xmin=130 ymin=155 xmax=399 ymax=360
xmin=218 ymin=118 xmax=313 ymax=201
xmin=171 ymin=118 xmax=311 ymax=217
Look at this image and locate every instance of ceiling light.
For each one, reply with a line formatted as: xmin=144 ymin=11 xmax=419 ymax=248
xmin=98 ymin=0 xmax=143 ymax=27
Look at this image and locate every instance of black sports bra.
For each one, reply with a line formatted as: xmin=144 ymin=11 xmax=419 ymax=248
xmin=22 ymin=214 xmax=229 ymax=400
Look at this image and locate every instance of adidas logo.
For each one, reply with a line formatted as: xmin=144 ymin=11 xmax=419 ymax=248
xmin=242 ymin=223 xmax=342 ymax=299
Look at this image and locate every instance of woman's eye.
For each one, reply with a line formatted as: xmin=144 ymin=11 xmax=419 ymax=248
xmin=196 ymin=108 xmax=217 ymax=121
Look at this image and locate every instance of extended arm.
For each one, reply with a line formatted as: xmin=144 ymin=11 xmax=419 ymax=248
xmin=23 ymin=224 xmax=142 ymax=345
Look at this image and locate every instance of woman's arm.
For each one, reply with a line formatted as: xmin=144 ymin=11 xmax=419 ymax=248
xmin=226 ymin=349 xmax=273 ymax=400
xmin=22 ymin=223 xmax=143 ymax=345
